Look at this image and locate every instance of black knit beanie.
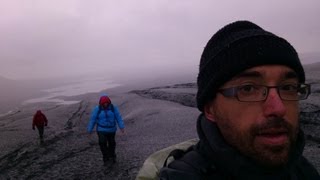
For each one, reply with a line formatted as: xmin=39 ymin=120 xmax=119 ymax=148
xmin=197 ymin=20 xmax=305 ymax=112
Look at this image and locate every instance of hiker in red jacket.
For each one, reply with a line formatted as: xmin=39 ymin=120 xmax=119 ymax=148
xmin=32 ymin=110 xmax=48 ymax=144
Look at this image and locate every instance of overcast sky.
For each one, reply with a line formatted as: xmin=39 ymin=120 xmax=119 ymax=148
xmin=0 ymin=0 xmax=319 ymax=80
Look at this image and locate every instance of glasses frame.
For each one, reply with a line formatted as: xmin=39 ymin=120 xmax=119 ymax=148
xmin=218 ymin=83 xmax=311 ymax=102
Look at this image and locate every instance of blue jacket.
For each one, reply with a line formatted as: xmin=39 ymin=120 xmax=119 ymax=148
xmin=87 ymin=104 xmax=124 ymax=133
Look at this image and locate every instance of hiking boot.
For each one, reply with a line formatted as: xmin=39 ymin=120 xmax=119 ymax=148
xmin=103 ymin=158 xmax=109 ymax=164
xmin=103 ymin=161 xmax=109 ymax=166
xmin=111 ymin=157 xmax=116 ymax=163
xmin=103 ymin=155 xmax=110 ymax=165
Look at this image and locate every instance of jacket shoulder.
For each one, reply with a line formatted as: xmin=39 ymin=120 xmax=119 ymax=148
xmin=296 ymin=156 xmax=320 ymax=179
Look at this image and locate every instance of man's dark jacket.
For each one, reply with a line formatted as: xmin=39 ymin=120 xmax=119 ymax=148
xmin=159 ymin=114 xmax=320 ymax=180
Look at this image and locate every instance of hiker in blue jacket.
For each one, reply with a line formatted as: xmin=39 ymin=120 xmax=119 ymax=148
xmin=87 ymin=94 xmax=125 ymax=165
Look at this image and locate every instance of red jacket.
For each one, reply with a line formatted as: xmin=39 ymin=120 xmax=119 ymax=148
xmin=32 ymin=110 xmax=48 ymax=128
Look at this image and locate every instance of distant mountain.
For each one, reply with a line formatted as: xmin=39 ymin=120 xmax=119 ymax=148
xmin=0 ymin=76 xmax=29 ymax=112
xmin=0 ymin=75 xmax=51 ymax=114
xmin=0 ymin=75 xmax=23 ymax=93
xmin=0 ymin=75 xmax=15 ymax=85
xmin=301 ymin=52 xmax=320 ymax=74
xmin=300 ymin=52 xmax=320 ymax=65
xmin=304 ymin=62 xmax=320 ymax=69
xmin=0 ymin=75 xmax=9 ymax=81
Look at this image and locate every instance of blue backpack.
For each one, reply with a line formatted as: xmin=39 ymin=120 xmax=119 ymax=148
xmin=96 ymin=104 xmax=116 ymax=128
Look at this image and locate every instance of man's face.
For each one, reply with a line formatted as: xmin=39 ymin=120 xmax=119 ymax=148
xmin=205 ymin=65 xmax=300 ymax=167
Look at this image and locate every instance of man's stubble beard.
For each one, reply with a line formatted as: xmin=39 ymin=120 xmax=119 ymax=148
xmin=214 ymin=111 xmax=299 ymax=168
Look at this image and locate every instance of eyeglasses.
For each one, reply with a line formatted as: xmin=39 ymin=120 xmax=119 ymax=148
xmin=218 ymin=83 xmax=311 ymax=102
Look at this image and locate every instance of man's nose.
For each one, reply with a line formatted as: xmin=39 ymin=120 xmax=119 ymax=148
xmin=262 ymin=88 xmax=286 ymax=117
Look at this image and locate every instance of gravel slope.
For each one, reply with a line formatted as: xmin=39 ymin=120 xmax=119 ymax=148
xmin=0 ymin=63 xmax=319 ymax=179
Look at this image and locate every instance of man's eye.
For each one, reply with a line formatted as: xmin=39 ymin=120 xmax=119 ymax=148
xmin=280 ymin=84 xmax=298 ymax=91
xmin=238 ymin=85 xmax=258 ymax=93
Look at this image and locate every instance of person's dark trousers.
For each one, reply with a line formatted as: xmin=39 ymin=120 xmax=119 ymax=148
xmin=97 ymin=132 xmax=116 ymax=163
xmin=36 ymin=126 xmax=44 ymax=144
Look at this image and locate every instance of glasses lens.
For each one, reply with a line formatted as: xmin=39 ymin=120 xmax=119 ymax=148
xmin=280 ymin=84 xmax=310 ymax=100
xmin=237 ymin=85 xmax=266 ymax=102
xmin=297 ymin=84 xmax=310 ymax=100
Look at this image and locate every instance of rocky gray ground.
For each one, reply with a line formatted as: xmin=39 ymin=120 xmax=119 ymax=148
xmin=0 ymin=81 xmax=319 ymax=179
xmin=0 ymin=63 xmax=319 ymax=179
xmin=0 ymin=89 xmax=199 ymax=179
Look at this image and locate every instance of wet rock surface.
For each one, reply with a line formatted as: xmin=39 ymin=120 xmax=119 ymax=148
xmin=0 ymin=70 xmax=319 ymax=179
xmin=0 ymin=91 xmax=198 ymax=179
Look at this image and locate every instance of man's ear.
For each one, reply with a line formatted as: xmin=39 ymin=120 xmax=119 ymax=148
xmin=204 ymin=102 xmax=216 ymax=122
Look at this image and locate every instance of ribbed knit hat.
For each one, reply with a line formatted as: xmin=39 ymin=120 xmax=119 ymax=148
xmin=196 ymin=20 xmax=305 ymax=112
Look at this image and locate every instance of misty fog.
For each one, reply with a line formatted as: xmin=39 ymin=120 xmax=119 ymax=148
xmin=1 ymin=0 xmax=320 ymax=113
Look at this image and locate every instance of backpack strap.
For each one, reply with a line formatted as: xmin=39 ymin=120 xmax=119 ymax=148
xmin=110 ymin=103 xmax=115 ymax=113
xmin=164 ymin=146 xmax=217 ymax=178
xmin=179 ymin=151 xmax=214 ymax=175
xmin=163 ymin=149 xmax=186 ymax=167
xmin=96 ymin=106 xmax=102 ymax=120
xmin=163 ymin=145 xmax=194 ymax=167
